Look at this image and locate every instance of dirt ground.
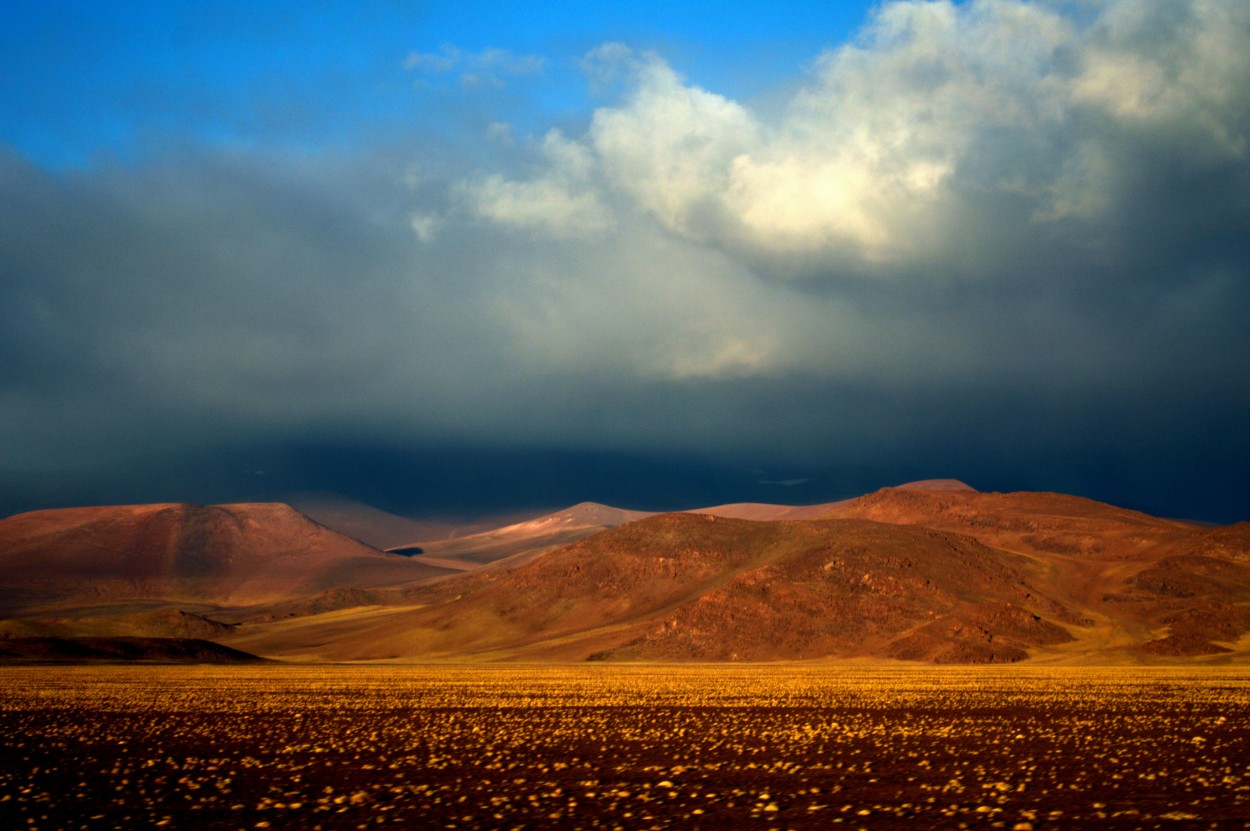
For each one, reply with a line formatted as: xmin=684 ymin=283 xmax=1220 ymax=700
xmin=2 ymin=664 xmax=1248 ymax=829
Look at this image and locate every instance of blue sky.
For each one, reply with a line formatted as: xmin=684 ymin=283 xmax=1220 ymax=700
xmin=1 ymin=0 xmax=869 ymax=168
xmin=2 ymin=1 xmax=1250 ymax=522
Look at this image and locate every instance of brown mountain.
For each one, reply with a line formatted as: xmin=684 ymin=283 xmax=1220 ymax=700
xmin=392 ymin=501 xmax=655 ymax=566
xmin=687 ymin=501 xmax=846 ymax=522
xmin=0 ymin=502 xmax=455 ymax=617
xmin=818 ymin=483 xmax=1188 ymax=557
xmin=381 ymin=482 xmax=968 ymax=565
xmin=285 ymin=492 xmax=534 ymax=553
xmin=4 ymin=485 xmax=1249 ymax=665
xmin=391 ymin=512 xmax=1084 ymax=663
xmin=283 ymin=493 xmax=449 ymax=550
xmin=818 ymin=485 xmax=1250 ymax=658
xmin=0 ymin=608 xmax=238 ymax=640
xmin=222 ymin=486 xmax=1250 ymax=664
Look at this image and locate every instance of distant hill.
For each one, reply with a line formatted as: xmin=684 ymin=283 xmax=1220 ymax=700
xmin=4 ymin=484 xmax=1249 ymax=665
xmin=382 ymin=483 xmax=975 ymax=563
xmin=819 ymin=484 xmax=1194 ymax=559
xmin=819 ymin=485 xmax=1250 ymax=658
xmin=284 ymin=492 xmax=533 ymax=552
xmin=686 ymin=502 xmax=846 ymax=522
xmin=282 ymin=493 xmax=446 ymax=550
xmin=0 ymin=608 xmax=237 ymax=640
xmin=391 ymin=502 xmax=655 ymax=566
xmin=0 ymin=502 xmax=455 ymax=616
xmin=374 ymin=512 xmax=1083 ymax=663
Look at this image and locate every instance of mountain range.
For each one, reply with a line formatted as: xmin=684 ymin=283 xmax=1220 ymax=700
xmin=2 ymin=480 xmax=1247 ymax=664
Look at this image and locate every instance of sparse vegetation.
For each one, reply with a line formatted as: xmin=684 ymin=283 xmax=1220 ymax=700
xmin=3 ymin=664 xmax=1249 ymax=829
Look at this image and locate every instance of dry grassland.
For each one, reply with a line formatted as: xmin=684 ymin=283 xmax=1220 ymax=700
xmin=2 ymin=665 xmax=1249 ymax=829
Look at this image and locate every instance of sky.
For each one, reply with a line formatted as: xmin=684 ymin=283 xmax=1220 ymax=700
xmin=2 ymin=0 xmax=1248 ymax=522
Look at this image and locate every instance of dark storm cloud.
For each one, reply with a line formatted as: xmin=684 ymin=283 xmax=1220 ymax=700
xmin=2 ymin=0 xmax=1249 ymax=522
xmin=0 ymin=148 xmax=510 ymax=472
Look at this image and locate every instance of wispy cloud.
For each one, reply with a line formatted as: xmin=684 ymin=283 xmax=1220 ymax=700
xmin=404 ymin=45 xmax=545 ymax=87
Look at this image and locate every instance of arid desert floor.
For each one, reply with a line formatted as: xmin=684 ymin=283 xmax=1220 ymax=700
xmin=3 ymin=665 xmax=1249 ymax=829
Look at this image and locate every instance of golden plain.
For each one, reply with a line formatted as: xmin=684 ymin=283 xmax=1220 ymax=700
xmin=3 ymin=665 xmax=1249 ymax=829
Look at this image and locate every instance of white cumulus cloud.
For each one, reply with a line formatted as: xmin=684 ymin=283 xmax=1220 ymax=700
xmin=588 ymin=58 xmax=760 ymax=238
xmin=459 ymin=130 xmax=614 ymax=238
xmin=455 ymin=0 xmax=1250 ymax=281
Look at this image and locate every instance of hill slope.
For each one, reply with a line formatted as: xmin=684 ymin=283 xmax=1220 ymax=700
xmin=6 ymin=487 xmax=1249 ymax=664
xmin=819 ymin=486 xmax=1250 ymax=658
xmin=225 ymin=490 xmax=1250 ymax=664
xmin=391 ymin=502 xmax=654 ymax=566
xmin=0 ymin=502 xmax=454 ymax=616
xmin=227 ymin=512 xmax=1091 ymax=663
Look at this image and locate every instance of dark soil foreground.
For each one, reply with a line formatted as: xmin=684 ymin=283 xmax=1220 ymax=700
xmin=1 ymin=665 xmax=1249 ymax=830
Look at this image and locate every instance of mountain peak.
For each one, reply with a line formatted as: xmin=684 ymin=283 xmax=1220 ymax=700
xmin=895 ymin=479 xmax=978 ymax=492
